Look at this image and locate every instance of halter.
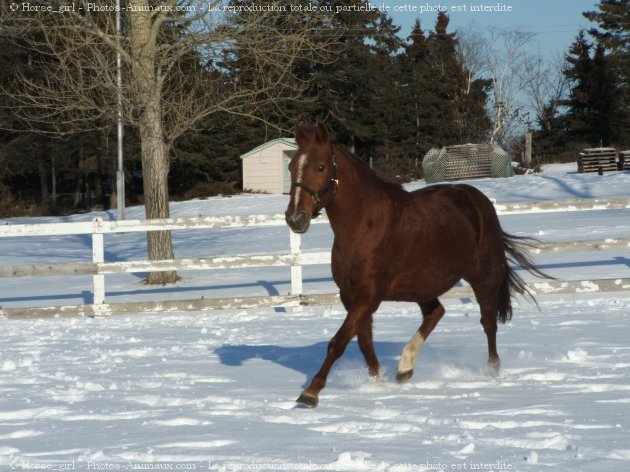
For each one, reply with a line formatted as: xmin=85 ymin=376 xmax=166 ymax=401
xmin=291 ymin=150 xmax=339 ymax=216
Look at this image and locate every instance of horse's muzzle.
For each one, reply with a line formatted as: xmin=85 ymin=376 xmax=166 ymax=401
xmin=285 ymin=210 xmax=311 ymax=234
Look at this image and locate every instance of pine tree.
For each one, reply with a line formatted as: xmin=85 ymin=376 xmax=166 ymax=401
xmin=584 ymin=0 xmax=629 ymax=79
xmin=425 ymin=12 xmax=461 ymax=144
xmin=400 ymin=13 xmax=490 ymax=152
xmin=362 ymin=13 xmax=406 ymax=161
xmin=305 ymin=0 xmax=402 ymax=156
xmin=399 ymin=20 xmax=433 ymax=156
xmin=583 ymin=0 xmax=629 ymax=144
xmin=590 ymin=43 xmax=623 ymax=145
xmin=562 ymin=31 xmax=622 ymax=146
xmin=563 ymin=31 xmax=595 ymax=144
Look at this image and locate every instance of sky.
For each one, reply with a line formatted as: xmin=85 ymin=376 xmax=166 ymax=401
xmin=386 ymin=0 xmax=600 ymax=58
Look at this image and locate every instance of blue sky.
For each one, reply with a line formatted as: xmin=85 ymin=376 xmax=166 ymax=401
xmin=386 ymin=0 xmax=600 ymax=57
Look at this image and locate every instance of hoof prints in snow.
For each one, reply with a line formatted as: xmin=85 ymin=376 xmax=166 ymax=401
xmin=0 ymin=299 xmax=629 ymax=470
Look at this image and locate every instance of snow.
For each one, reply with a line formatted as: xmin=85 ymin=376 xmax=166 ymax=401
xmin=1 ymin=164 xmax=630 ymax=471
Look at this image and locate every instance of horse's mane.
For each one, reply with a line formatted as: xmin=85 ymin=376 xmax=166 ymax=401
xmin=336 ymin=147 xmax=404 ymax=193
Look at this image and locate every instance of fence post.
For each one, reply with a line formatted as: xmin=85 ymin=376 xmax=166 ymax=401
xmin=525 ymin=132 xmax=532 ymax=165
xmin=92 ymin=217 xmax=105 ymax=306
xmin=289 ymin=230 xmax=303 ymax=309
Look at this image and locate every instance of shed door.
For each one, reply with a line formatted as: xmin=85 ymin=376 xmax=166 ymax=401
xmin=282 ymin=151 xmax=295 ymax=194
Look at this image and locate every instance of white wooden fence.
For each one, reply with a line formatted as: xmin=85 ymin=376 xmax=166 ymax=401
xmin=1 ymin=196 xmax=630 ymax=319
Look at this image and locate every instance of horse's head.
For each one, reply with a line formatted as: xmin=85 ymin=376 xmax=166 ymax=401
xmin=285 ymin=123 xmax=339 ymax=234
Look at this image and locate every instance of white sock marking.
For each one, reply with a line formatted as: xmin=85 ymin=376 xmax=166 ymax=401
xmin=398 ymin=332 xmax=425 ymax=374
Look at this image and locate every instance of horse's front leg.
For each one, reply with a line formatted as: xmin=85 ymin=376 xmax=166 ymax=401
xmin=341 ymin=291 xmax=380 ymax=379
xmin=297 ymin=298 xmax=380 ymax=408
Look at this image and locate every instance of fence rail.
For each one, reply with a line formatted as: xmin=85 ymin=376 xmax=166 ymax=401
xmin=1 ymin=196 xmax=629 ymax=319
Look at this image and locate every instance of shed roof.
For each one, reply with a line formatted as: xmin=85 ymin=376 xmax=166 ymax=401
xmin=240 ymin=138 xmax=297 ymax=159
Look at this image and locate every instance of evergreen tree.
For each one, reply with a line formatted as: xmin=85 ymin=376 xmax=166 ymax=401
xmin=399 ymin=20 xmax=433 ymax=156
xmin=309 ymin=0 xmax=402 ymax=156
xmin=584 ymin=0 xmax=629 ymax=81
xmin=583 ymin=0 xmax=629 ymax=144
xmin=562 ymin=31 xmax=622 ymax=146
xmin=590 ymin=43 xmax=623 ymax=145
xmin=216 ymin=6 xmax=490 ymax=180
xmin=360 ymin=13 xmax=406 ymax=161
xmin=562 ymin=31 xmax=594 ymax=143
xmin=424 ymin=12 xmax=461 ymax=144
xmin=531 ymin=103 xmax=570 ymax=161
xmin=400 ymin=13 xmax=490 ymax=153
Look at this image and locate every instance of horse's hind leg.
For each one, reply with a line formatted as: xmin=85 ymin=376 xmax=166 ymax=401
xmin=472 ymin=286 xmax=501 ymax=375
xmin=396 ymin=299 xmax=445 ymax=383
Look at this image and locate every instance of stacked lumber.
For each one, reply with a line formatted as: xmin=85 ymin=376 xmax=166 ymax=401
xmin=578 ymin=148 xmax=618 ymax=173
xmin=619 ymin=151 xmax=630 ymax=171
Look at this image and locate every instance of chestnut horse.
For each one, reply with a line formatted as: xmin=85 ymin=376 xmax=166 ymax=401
xmin=285 ymin=124 xmax=547 ymax=408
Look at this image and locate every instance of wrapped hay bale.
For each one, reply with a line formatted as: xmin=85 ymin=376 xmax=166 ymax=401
xmin=422 ymin=144 xmax=513 ymax=183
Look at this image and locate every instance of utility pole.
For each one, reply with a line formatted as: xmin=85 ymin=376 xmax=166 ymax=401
xmin=116 ymin=0 xmax=125 ymax=219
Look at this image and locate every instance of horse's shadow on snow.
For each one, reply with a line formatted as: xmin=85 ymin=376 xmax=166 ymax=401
xmin=214 ymin=340 xmax=474 ymax=387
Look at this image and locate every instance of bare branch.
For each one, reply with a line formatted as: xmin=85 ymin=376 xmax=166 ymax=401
xmin=0 ymin=1 xmax=339 ymax=139
xmin=482 ymin=28 xmax=535 ymax=146
xmin=0 ymin=0 xmax=341 ymax=283
xmin=521 ymin=51 xmax=568 ymax=130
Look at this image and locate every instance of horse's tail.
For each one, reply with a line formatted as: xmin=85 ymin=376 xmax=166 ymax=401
xmin=498 ymin=232 xmax=552 ymax=324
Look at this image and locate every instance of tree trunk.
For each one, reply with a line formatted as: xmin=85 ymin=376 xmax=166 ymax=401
xmin=139 ymin=100 xmax=178 ymax=284
xmin=130 ymin=2 xmax=179 ymax=284
xmin=35 ymin=142 xmax=50 ymax=214
xmin=110 ymin=189 xmax=117 ymax=210
xmin=73 ymin=175 xmax=83 ymax=209
xmin=93 ymin=152 xmax=104 ymax=208
xmin=51 ymin=152 xmax=57 ymax=206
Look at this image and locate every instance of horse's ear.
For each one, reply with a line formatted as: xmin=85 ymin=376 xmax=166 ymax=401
xmin=314 ymin=123 xmax=330 ymax=145
xmin=294 ymin=123 xmax=330 ymax=147
xmin=294 ymin=125 xmax=311 ymax=147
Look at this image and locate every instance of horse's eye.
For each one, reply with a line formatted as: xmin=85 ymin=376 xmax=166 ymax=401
xmin=318 ymin=164 xmax=326 ymax=172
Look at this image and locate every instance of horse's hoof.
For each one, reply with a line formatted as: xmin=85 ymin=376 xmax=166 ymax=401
xmin=296 ymin=392 xmax=319 ymax=408
xmin=369 ymin=368 xmax=385 ymax=382
xmin=396 ymin=370 xmax=414 ymax=384
xmin=488 ymin=358 xmax=501 ymax=377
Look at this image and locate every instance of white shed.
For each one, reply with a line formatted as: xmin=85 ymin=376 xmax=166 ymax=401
xmin=241 ymin=138 xmax=297 ymax=194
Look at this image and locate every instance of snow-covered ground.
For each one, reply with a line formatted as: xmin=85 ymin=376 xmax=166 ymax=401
xmin=1 ymin=164 xmax=630 ymax=471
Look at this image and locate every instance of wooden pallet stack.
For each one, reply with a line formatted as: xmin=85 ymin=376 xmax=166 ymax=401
xmin=444 ymin=144 xmax=494 ymax=180
xmin=620 ymin=151 xmax=630 ymax=171
xmin=578 ymin=148 xmax=618 ymax=173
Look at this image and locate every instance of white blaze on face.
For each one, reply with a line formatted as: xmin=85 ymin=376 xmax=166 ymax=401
xmin=293 ymin=153 xmax=308 ymax=208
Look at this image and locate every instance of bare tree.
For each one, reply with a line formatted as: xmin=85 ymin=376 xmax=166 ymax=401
xmin=482 ymin=28 xmax=535 ymax=146
xmin=1 ymin=0 xmax=337 ymax=284
xmin=456 ymin=24 xmax=486 ymax=95
xmin=521 ymin=52 xmax=568 ymax=131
